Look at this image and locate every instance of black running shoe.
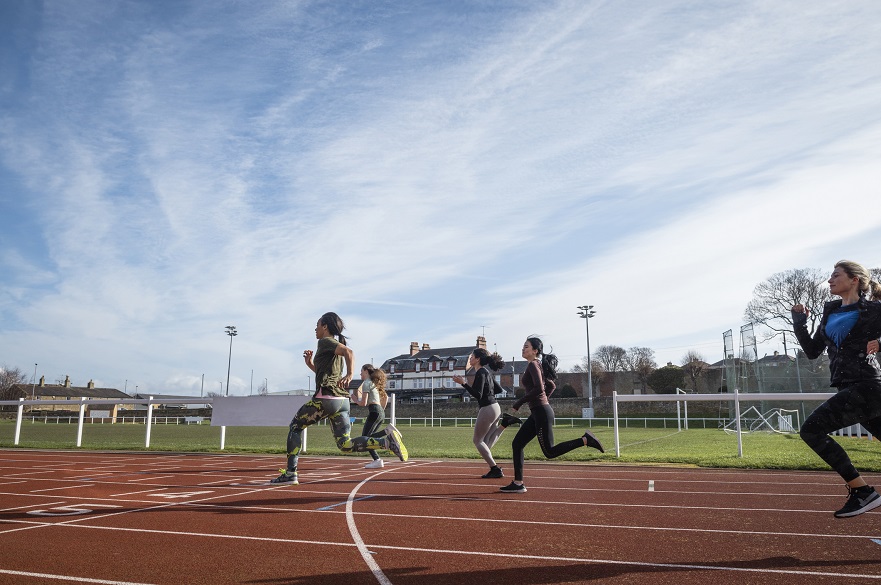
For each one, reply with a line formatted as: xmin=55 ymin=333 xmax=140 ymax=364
xmin=583 ymin=430 xmax=604 ymax=453
xmin=482 ymin=466 xmax=504 ymax=479
xmin=499 ymin=481 xmax=526 ymax=493
xmin=500 ymin=413 xmax=522 ymax=428
xmin=834 ymin=485 xmax=881 ymax=518
xmin=270 ymin=469 xmax=299 ymax=485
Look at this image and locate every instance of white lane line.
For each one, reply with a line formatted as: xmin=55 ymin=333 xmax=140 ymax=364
xmin=8 ymin=522 xmax=881 ymax=581
xmin=648 ymin=480 xmax=654 ymax=492
xmin=0 ymin=568 xmax=156 ymax=584
xmin=361 ymin=543 xmax=881 ymax=580
xmin=30 ymin=484 xmax=95 ymax=493
xmin=0 ymin=501 xmax=65 ymax=513
xmin=346 ymin=461 xmax=440 ymax=585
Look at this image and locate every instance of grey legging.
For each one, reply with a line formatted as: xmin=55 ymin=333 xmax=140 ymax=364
xmin=474 ymin=403 xmax=502 ymax=467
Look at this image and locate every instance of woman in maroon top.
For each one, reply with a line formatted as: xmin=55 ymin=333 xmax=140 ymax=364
xmin=500 ymin=336 xmax=604 ymax=493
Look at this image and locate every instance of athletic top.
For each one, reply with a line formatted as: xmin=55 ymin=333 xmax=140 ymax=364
xmin=460 ymin=366 xmax=502 ymax=408
xmin=360 ymin=379 xmax=382 ymax=406
xmin=826 ymin=304 xmax=860 ymax=348
xmin=513 ymin=360 xmax=554 ymax=411
xmin=313 ymin=336 xmax=347 ymax=398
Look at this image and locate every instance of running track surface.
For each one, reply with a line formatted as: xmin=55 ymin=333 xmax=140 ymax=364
xmin=1 ymin=450 xmax=880 ymax=585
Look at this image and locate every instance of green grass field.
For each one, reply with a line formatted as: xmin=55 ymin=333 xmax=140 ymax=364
xmin=2 ymin=419 xmax=881 ymax=472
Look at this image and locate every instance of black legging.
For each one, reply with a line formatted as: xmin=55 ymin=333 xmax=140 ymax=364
xmin=511 ymin=403 xmax=584 ymax=481
xmin=362 ymin=403 xmax=385 ymax=461
xmin=800 ymin=380 xmax=881 ymax=482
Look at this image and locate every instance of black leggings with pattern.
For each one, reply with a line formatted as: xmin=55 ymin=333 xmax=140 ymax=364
xmin=511 ymin=404 xmax=584 ymax=482
xmin=799 ymin=380 xmax=881 ymax=482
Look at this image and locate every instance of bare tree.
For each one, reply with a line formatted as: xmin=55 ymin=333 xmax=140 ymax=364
xmin=744 ymin=268 xmax=832 ymax=339
xmin=594 ymin=345 xmax=628 ymax=373
xmin=257 ymin=380 xmax=269 ymax=396
xmin=625 ymin=347 xmax=656 ymax=393
xmin=0 ymin=365 xmax=29 ymax=401
xmin=680 ymin=350 xmax=708 ymax=392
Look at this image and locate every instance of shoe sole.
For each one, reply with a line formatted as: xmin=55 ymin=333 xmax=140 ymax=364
xmin=269 ymin=479 xmax=299 ymax=485
xmin=387 ymin=430 xmax=409 ymax=462
xmin=834 ymin=495 xmax=881 ymax=518
xmin=499 ymin=487 xmax=526 ymax=493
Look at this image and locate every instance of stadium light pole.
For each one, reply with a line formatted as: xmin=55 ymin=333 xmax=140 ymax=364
xmin=225 ymin=325 xmax=237 ymax=396
xmin=31 ymin=363 xmax=37 ymax=400
xmin=577 ymin=305 xmax=597 ymax=416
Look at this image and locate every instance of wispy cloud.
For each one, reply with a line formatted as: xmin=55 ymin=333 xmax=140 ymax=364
xmin=2 ymin=0 xmax=880 ymax=392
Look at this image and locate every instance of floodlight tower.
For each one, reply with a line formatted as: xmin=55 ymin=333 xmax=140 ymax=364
xmin=576 ymin=305 xmax=597 ymax=417
xmin=225 ymin=325 xmax=237 ymax=396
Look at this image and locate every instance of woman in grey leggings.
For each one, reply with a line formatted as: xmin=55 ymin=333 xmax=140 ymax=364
xmin=453 ymin=348 xmax=509 ymax=478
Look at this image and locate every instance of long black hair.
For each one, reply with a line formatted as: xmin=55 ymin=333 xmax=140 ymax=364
xmin=526 ymin=336 xmax=558 ymax=383
xmin=472 ymin=347 xmax=505 ymax=371
xmin=320 ymin=312 xmax=347 ymax=345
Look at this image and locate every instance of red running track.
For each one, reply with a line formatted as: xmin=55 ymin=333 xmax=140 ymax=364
xmin=1 ymin=449 xmax=880 ymax=584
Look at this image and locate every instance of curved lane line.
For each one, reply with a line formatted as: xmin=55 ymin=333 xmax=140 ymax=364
xmin=345 ymin=461 xmax=439 ymax=585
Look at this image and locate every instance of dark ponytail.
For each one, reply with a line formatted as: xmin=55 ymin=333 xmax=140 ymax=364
xmin=526 ymin=336 xmax=558 ymax=382
xmin=320 ymin=312 xmax=347 ymax=345
xmin=473 ymin=347 xmax=505 ymax=372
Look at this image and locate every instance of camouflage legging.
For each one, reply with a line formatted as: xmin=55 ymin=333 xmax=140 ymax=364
xmin=800 ymin=380 xmax=881 ymax=482
xmin=284 ymin=398 xmax=385 ymax=473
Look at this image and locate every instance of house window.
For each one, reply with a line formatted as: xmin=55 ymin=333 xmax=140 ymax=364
xmin=415 ymin=362 xmax=421 ymax=372
xmin=415 ymin=378 xmax=424 ymax=389
xmin=388 ymin=380 xmax=396 ymax=389
xmin=448 ymin=361 xmax=454 ymax=371
xmin=390 ymin=364 xmax=395 ymax=374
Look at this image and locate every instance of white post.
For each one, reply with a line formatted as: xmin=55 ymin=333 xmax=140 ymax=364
xmin=612 ymin=391 xmax=620 ymax=457
xmin=676 ymin=395 xmax=681 ymax=432
xmin=14 ymin=398 xmax=24 ymax=445
xmin=302 ymin=426 xmax=308 ymax=453
xmin=76 ymin=398 xmax=86 ymax=447
xmin=220 ymin=426 xmax=226 ymax=450
xmin=145 ymin=396 xmax=154 ymax=448
xmin=390 ymin=393 xmax=396 ymax=426
xmin=734 ymin=388 xmax=743 ymax=458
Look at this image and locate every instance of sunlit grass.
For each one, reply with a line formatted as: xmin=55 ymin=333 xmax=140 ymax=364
xmin=2 ymin=419 xmax=880 ymax=472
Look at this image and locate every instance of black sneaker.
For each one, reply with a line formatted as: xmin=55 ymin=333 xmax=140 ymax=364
xmin=270 ymin=469 xmax=299 ymax=485
xmin=482 ymin=466 xmax=504 ymax=479
xmin=500 ymin=413 xmax=522 ymax=428
xmin=834 ymin=485 xmax=881 ymax=518
xmin=583 ymin=430 xmax=605 ymax=453
xmin=499 ymin=481 xmax=526 ymax=493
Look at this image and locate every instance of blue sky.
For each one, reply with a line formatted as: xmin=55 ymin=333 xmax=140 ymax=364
xmin=2 ymin=0 xmax=880 ymax=395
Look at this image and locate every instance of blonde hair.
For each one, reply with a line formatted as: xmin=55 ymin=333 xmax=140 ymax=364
xmin=835 ymin=260 xmax=881 ymax=300
xmin=362 ymin=364 xmax=387 ymax=400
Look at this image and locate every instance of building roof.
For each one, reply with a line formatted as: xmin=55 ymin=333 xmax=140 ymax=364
xmin=11 ymin=383 xmax=129 ymax=400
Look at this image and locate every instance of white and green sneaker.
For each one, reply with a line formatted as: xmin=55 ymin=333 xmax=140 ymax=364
xmin=385 ymin=427 xmax=409 ymax=462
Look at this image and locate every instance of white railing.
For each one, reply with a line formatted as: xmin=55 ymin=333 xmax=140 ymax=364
xmin=1 ymin=396 xmax=214 ymax=449
xmin=613 ymin=390 xmax=835 ymax=458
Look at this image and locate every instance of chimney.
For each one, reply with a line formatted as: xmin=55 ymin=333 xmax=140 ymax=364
xmin=88 ymin=380 xmax=95 ymax=389
xmin=64 ymin=375 xmax=71 ymax=388
xmin=422 ymin=343 xmax=430 ymax=351
xmin=476 ymin=336 xmax=487 ymax=350
xmin=410 ymin=342 xmax=420 ymax=356
xmin=39 ymin=375 xmax=45 ymax=387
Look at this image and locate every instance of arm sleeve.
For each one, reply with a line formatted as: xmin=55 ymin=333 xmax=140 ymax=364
xmin=513 ymin=362 xmax=543 ymax=409
xmin=792 ymin=308 xmax=827 ymax=360
xmin=462 ymin=369 xmax=486 ymax=401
